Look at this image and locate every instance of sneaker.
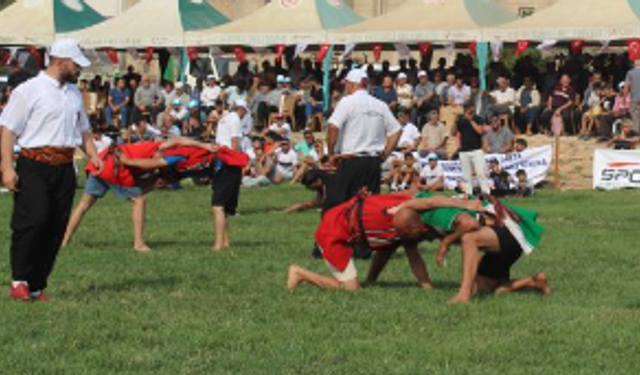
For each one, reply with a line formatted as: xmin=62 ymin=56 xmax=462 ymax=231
xmin=31 ymin=291 xmax=51 ymax=302
xmin=9 ymin=282 xmax=31 ymax=301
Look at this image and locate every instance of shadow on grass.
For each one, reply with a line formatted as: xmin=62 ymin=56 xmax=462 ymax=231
xmin=368 ymin=280 xmax=460 ymax=290
xmin=81 ymin=276 xmax=181 ymax=294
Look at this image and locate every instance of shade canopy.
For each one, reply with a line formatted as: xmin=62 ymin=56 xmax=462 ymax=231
xmin=185 ymin=0 xmax=364 ymax=47
xmin=68 ymin=0 xmax=230 ymax=48
xmin=330 ymin=0 xmax=516 ymax=44
xmin=487 ymin=0 xmax=640 ymax=41
xmin=0 ymin=0 xmax=105 ymax=45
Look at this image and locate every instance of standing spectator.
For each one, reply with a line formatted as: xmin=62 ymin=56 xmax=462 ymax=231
xmin=0 ymin=38 xmax=102 ymax=301
xmin=395 ymin=73 xmax=414 ymax=113
xmin=624 ymin=59 xmax=640 ymax=132
xmin=418 ymin=111 xmax=448 ymax=160
xmin=325 ymin=69 xmax=401 ymax=210
xmin=373 ymin=76 xmax=399 ymax=113
xmin=515 ymin=77 xmax=541 ymax=135
xmin=483 ymin=114 xmax=515 ymax=154
xmin=133 ymin=76 xmax=163 ymax=124
xmin=451 ymin=104 xmax=490 ymax=195
xmin=413 ymin=71 xmax=438 ymax=125
xmin=105 ymin=77 xmax=131 ymax=127
xmin=212 ymin=100 xmax=248 ymax=252
xmin=540 ymin=74 xmax=577 ymax=135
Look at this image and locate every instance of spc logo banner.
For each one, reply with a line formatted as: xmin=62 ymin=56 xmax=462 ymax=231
xmin=593 ymin=150 xmax=640 ymax=190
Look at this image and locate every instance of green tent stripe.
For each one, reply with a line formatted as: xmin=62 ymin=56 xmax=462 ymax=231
xmin=464 ymin=0 xmax=516 ymax=27
xmin=628 ymin=0 xmax=640 ymax=21
xmin=180 ymin=0 xmax=230 ymax=32
xmin=316 ymin=0 xmax=363 ymax=30
xmin=54 ymin=0 xmax=105 ymax=33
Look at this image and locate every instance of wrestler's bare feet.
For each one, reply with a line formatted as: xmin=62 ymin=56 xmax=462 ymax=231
xmin=134 ymin=244 xmax=152 ymax=253
xmin=534 ymin=272 xmax=552 ymax=295
xmin=287 ymin=265 xmax=303 ymax=291
xmin=420 ymin=282 xmax=434 ymax=290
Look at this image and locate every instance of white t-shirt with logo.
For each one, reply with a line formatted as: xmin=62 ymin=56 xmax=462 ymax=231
xmin=275 ymin=148 xmax=298 ymax=178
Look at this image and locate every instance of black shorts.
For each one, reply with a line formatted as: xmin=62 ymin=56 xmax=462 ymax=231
xmin=477 ymin=225 xmax=523 ymax=282
xmin=212 ymin=165 xmax=242 ymax=215
xmin=323 ymin=156 xmax=381 ymax=212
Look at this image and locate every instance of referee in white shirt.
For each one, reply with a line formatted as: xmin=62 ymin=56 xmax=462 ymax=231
xmin=211 ymin=99 xmax=247 ymax=252
xmin=0 ymin=38 xmax=103 ymax=302
xmin=324 ymin=69 xmax=402 ymax=211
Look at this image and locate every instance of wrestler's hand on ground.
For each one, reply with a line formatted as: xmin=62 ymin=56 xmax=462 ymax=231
xmin=436 ymin=244 xmax=450 ymax=267
xmin=1 ymin=167 xmax=18 ymax=192
xmin=90 ymin=155 xmax=104 ymax=174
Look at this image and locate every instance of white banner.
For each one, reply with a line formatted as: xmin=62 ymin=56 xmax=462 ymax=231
xmin=431 ymin=146 xmax=553 ymax=190
xmin=593 ymin=150 xmax=640 ymax=190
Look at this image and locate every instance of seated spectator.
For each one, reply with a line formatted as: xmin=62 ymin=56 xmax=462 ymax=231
xmin=514 ymin=138 xmax=528 ymax=153
xmin=128 ymin=115 xmax=161 ymax=143
xmin=161 ymin=81 xmax=177 ymax=108
xmin=609 ymin=120 xmax=640 ymax=150
xmin=222 ymin=80 xmax=248 ymax=107
xmin=243 ymin=140 xmax=272 ymax=188
xmin=159 ymin=111 xmax=182 ymax=139
xmin=418 ymin=110 xmax=448 ymax=160
xmin=373 ymin=76 xmax=398 ymax=113
xmin=488 ymin=159 xmax=514 ymax=197
xmin=441 ymin=74 xmax=470 ymax=129
xmin=397 ymin=110 xmax=421 ymax=151
xmin=389 ymin=153 xmax=420 ymax=192
xmin=488 ymin=77 xmax=517 ymax=119
xmin=294 ymin=130 xmax=316 ymax=157
xmin=418 ymin=153 xmax=445 ymax=192
xmin=483 ymin=114 xmax=515 ymax=154
xmin=514 ymin=169 xmax=534 ymax=197
xmin=540 ymin=74 xmax=577 ymax=135
xmin=174 ymin=83 xmax=190 ymax=107
xmin=133 ymin=76 xmax=163 ymax=124
xmin=302 ymin=77 xmax=324 ymax=128
xmin=266 ymin=114 xmax=292 ymax=140
xmin=271 ymin=138 xmax=298 ymax=184
xmin=578 ymin=82 xmax=605 ymax=140
xmin=201 ymin=75 xmax=222 ymax=114
xmin=515 ymin=76 xmax=541 ymax=135
xmin=105 ymin=77 xmax=131 ymax=128
xmin=595 ymin=82 xmax=629 ymax=140
xmin=396 ymin=73 xmax=413 ymax=113
xmin=412 ymin=70 xmax=438 ymax=125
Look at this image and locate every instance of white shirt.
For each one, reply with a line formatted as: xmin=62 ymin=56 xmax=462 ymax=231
xmin=329 ymin=90 xmax=401 ymax=155
xmin=216 ymin=111 xmax=242 ymax=149
xmin=398 ymin=123 xmax=420 ymax=148
xmin=491 ymin=87 xmax=517 ymax=111
xmin=268 ymin=122 xmax=292 ymax=140
xmin=396 ymin=83 xmax=414 ymax=108
xmin=448 ymin=85 xmax=471 ymax=105
xmin=0 ymin=72 xmax=90 ymax=148
xmin=420 ymin=163 xmax=444 ymax=187
xmin=201 ymin=85 xmax=221 ymax=107
xmin=275 ymin=148 xmax=298 ymax=177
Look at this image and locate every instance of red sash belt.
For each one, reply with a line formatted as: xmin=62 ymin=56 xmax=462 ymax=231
xmin=20 ymin=147 xmax=75 ymax=165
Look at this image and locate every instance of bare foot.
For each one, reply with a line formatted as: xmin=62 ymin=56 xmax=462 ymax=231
xmin=134 ymin=244 xmax=152 ymax=253
xmin=534 ymin=272 xmax=552 ymax=296
xmin=420 ymin=282 xmax=434 ymax=290
xmin=287 ymin=265 xmax=302 ymax=291
xmin=212 ymin=246 xmax=224 ymax=253
xmin=448 ymin=293 xmax=471 ymax=305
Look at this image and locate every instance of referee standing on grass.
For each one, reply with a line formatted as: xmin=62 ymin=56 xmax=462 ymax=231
xmin=0 ymin=38 xmax=103 ymax=302
xmin=325 ymin=69 xmax=402 ymax=210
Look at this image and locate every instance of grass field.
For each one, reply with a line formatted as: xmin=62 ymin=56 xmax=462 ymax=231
xmin=1 ymin=180 xmax=640 ymax=375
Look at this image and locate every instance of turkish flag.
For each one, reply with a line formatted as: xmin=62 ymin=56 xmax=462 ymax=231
xmin=372 ymin=44 xmax=383 ymax=62
xmin=317 ymin=43 xmax=331 ymax=63
xmin=468 ymin=41 xmax=477 ymax=57
xmin=418 ymin=42 xmax=431 ymax=56
xmin=234 ymin=46 xmax=246 ymax=63
xmin=515 ymin=40 xmax=530 ymax=56
xmin=104 ymin=48 xmax=119 ymax=64
xmin=187 ymin=47 xmax=199 ymax=61
xmin=145 ymin=47 xmax=154 ymax=64
xmin=628 ymin=39 xmax=640 ymax=61
xmin=275 ymin=44 xmax=286 ymax=63
xmin=570 ymin=40 xmax=584 ymax=55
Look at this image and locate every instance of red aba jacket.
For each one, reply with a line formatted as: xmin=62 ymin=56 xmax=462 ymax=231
xmin=316 ymin=193 xmax=412 ymax=272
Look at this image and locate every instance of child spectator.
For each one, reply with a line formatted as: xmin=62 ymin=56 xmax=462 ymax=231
xmin=418 ymin=153 xmax=445 ymax=192
xmin=514 ymin=169 xmax=535 ymax=197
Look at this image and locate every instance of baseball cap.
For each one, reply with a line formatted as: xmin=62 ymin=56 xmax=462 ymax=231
xmin=427 ymin=153 xmax=438 ymax=161
xmin=276 ymin=75 xmax=286 ymax=84
xmin=234 ymin=99 xmax=248 ymax=110
xmin=418 ymin=70 xmax=428 ymax=78
xmin=188 ymin=99 xmax=200 ymax=109
xmin=206 ymin=74 xmax=216 ymax=80
xmin=345 ymin=69 xmax=367 ymax=84
xmin=172 ymin=99 xmax=182 ymax=106
xmin=397 ymin=72 xmax=407 ymax=80
xmin=49 ymin=38 xmax=90 ymax=68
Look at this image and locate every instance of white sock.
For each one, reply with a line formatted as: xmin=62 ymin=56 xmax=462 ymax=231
xmin=12 ymin=281 xmax=28 ymax=288
xmin=30 ymin=291 xmax=42 ymax=297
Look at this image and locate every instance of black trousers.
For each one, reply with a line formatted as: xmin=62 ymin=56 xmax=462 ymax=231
xmin=323 ymin=156 xmax=381 ymax=212
xmin=10 ymin=158 xmax=76 ymax=292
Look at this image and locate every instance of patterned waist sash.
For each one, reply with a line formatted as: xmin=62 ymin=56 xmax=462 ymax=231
xmin=20 ymin=147 xmax=75 ymax=165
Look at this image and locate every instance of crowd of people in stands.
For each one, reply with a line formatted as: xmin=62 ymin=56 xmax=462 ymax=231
xmin=2 ymin=49 xmax=640 ymax=196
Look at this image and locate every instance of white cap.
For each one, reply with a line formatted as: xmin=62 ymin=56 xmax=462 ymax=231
xmin=276 ymin=75 xmax=286 ymax=83
xmin=418 ymin=70 xmax=428 ymax=78
xmin=345 ymin=69 xmax=367 ymax=84
xmin=49 ymin=38 xmax=90 ymax=68
xmin=175 ymin=82 xmax=184 ymax=89
xmin=397 ymin=72 xmax=407 ymax=80
xmin=206 ymin=74 xmax=216 ymax=80
xmin=235 ymin=99 xmax=248 ymax=110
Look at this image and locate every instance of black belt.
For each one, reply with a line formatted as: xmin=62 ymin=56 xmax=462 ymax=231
xmin=356 ymin=197 xmax=369 ymax=248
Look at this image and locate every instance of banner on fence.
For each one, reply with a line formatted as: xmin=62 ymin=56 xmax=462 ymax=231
xmin=593 ymin=149 xmax=640 ymax=190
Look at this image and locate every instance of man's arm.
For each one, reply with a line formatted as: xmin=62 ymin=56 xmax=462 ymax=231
xmin=158 ymin=137 xmax=217 ymax=153
xmin=391 ymin=195 xmax=482 ymax=214
xmin=326 ymin=124 xmax=339 ymax=157
xmin=404 ymin=242 xmax=433 ymax=288
xmin=0 ymin=127 xmax=18 ymax=191
xmin=81 ymin=130 xmax=103 ymax=173
xmin=436 ymin=213 xmax=480 ymax=267
xmin=381 ymin=130 xmax=401 ymax=160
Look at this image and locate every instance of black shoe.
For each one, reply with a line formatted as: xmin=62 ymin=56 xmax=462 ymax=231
xmin=311 ymin=243 xmax=322 ymax=259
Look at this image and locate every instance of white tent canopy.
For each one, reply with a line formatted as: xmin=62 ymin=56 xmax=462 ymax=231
xmin=0 ymin=0 xmax=105 ymax=46
xmin=486 ymin=0 xmax=640 ymax=41
xmin=185 ymin=0 xmax=363 ymax=47
xmin=329 ymin=0 xmax=516 ymax=44
xmin=66 ymin=0 xmax=229 ymax=48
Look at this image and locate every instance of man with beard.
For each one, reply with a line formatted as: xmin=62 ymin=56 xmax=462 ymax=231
xmin=0 ymin=38 xmax=103 ymax=301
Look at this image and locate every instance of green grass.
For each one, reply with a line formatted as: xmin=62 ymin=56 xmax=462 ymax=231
xmin=1 ymin=181 xmax=640 ymax=375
